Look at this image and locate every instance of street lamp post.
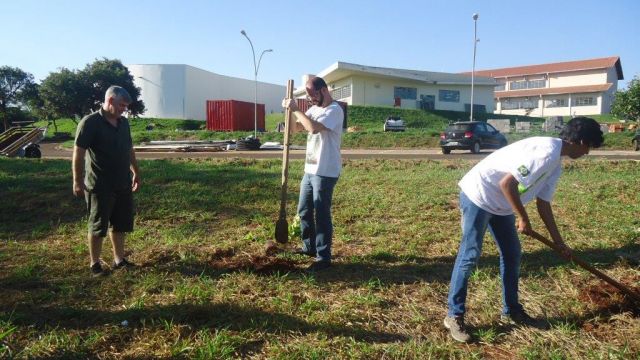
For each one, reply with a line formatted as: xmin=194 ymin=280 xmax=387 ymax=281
xmin=241 ymin=30 xmax=273 ymax=138
xmin=470 ymin=13 xmax=479 ymax=121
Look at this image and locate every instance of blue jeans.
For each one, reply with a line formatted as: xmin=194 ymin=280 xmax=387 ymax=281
xmin=447 ymin=191 xmax=524 ymax=317
xmin=297 ymin=173 xmax=338 ymax=262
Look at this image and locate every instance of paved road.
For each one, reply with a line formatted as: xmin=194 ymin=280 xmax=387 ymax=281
xmin=40 ymin=142 xmax=640 ymax=161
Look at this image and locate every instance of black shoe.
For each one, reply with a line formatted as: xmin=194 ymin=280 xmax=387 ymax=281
xmin=306 ymin=260 xmax=331 ymax=272
xmin=501 ymin=310 xmax=548 ymax=329
xmin=293 ymin=248 xmax=316 ymax=258
xmin=90 ymin=262 xmax=109 ymax=277
xmin=113 ymin=258 xmax=136 ymax=270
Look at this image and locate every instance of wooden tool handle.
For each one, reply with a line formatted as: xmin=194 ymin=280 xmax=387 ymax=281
xmin=528 ymin=230 xmax=640 ymax=303
xmin=279 ymin=80 xmax=294 ymax=217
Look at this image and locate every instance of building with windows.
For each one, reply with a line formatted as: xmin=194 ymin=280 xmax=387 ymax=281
xmin=294 ymin=62 xmax=496 ymax=114
xmin=127 ymin=64 xmax=286 ymax=120
xmin=466 ymin=56 xmax=623 ymax=117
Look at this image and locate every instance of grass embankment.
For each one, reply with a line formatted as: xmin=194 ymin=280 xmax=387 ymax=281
xmin=1 ymin=157 xmax=639 ymax=358
xmin=40 ymin=106 xmax=637 ymax=150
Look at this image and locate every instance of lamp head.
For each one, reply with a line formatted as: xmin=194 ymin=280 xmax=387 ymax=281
xmin=241 ymin=30 xmax=247 ymax=36
xmin=472 ymin=13 xmax=479 ymax=20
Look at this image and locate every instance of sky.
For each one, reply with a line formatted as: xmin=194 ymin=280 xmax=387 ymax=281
xmin=3 ymin=0 xmax=639 ymax=89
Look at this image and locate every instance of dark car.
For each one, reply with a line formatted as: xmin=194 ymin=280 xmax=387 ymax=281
xmin=440 ymin=121 xmax=508 ymax=154
xmin=633 ymin=127 xmax=640 ymax=151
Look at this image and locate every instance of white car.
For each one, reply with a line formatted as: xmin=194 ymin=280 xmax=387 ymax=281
xmin=383 ymin=116 xmax=406 ymax=132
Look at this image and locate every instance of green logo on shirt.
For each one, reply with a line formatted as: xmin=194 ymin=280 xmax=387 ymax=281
xmin=518 ymin=165 xmax=530 ymax=177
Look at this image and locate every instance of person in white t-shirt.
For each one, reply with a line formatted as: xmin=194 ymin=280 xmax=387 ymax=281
xmin=282 ymin=76 xmax=344 ymax=272
xmin=444 ymin=117 xmax=604 ymax=343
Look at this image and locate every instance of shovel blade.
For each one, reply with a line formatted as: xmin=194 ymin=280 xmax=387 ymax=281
xmin=275 ymin=218 xmax=289 ymax=244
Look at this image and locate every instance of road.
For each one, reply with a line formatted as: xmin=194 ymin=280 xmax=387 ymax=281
xmin=40 ymin=142 xmax=640 ymax=161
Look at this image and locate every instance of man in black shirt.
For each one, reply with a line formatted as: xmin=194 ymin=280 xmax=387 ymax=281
xmin=73 ymin=85 xmax=141 ymax=277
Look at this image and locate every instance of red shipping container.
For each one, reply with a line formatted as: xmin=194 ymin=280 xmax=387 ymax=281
xmin=295 ymin=99 xmax=348 ymax=129
xmin=206 ymin=100 xmax=265 ymax=131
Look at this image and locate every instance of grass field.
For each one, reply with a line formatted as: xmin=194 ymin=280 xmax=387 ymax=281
xmin=1 ymin=157 xmax=638 ymax=359
xmin=36 ymin=105 xmax=638 ymax=151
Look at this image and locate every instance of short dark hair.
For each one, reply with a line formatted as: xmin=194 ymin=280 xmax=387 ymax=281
xmin=560 ymin=117 xmax=604 ymax=148
xmin=309 ymin=77 xmax=327 ymax=91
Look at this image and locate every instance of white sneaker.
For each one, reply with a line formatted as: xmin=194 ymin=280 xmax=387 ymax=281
xmin=443 ymin=316 xmax=471 ymax=343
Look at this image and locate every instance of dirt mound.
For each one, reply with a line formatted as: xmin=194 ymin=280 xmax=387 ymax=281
xmin=577 ymin=276 xmax=640 ymax=316
xmin=208 ymin=255 xmax=299 ymax=275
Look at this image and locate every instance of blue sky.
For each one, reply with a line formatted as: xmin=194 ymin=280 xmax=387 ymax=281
xmin=4 ymin=0 xmax=639 ymax=89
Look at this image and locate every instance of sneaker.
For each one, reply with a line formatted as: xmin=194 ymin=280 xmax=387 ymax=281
xmin=500 ymin=310 xmax=548 ymax=329
xmin=90 ymin=262 xmax=108 ymax=277
xmin=113 ymin=258 xmax=136 ymax=270
xmin=294 ymin=248 xmax=316 ymax=258
xmin=306 ymin=260 xmax=331 ymax=272
xmin=443 ymin=316 xmax=471 ymax=343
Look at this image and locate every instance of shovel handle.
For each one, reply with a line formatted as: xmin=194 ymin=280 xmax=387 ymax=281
xmin=528 ymin=230 xmax=640 ymax=303
xmin=279 ymin=80 xmax=294 ymax=217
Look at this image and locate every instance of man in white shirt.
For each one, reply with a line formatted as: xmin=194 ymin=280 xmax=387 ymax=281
xmin=283 ymin=77 xmax=344 ymax=272
xmin=444 ymin=117 xmax=604 ymax=342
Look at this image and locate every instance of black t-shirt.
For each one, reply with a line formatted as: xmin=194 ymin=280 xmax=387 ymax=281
xmin=75 ymin=109 xmax=133 ymax=192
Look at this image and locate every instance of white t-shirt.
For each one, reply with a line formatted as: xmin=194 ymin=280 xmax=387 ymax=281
xmin=458 ymin=137 xmax=563 ymax=215
xmin=304 ymin=101 xmax=344 ymax=177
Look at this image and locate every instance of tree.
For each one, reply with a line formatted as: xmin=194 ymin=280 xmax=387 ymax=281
xmin=39 ymin=58 xmax=145 ymax=123
xmin=80 ymin=58 xmax=145 ymax=116
xmin=39 ymin=68 xmax=91 ymax=122
xmin=611 ymin=75 xmax=640 ymax=121
xmin=0 ymin=66 xmax=37 ymax=131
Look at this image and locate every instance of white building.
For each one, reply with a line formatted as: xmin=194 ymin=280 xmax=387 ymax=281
xmin=294 ymin=62 xmax=496 ymax=113
xmin=127 ymin=64 xmax=286 ymax=120
xmin=467 ymin=56 xmax=624 ymax=117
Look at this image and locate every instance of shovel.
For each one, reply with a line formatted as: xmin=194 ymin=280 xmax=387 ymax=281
xmin=528 ymin=230 xmax=640 ymax=303
xmin=275 ymin=79 xmax=294 ymax=243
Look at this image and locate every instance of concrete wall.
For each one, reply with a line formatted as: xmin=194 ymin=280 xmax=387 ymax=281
xmin=549 ymin=69 xmax=608 ymax=87
xmin=129 ymin=64 xmax=187 ymax=119
xmin=128 ymin=64 xmax=286 ymax=120
xmin=495 ymin=66 xmax=619 ymax=116
xmin=337 ymin=75 xmax=494 ymax=112
xmin=497 ymin=93 xmax=602 ymax=117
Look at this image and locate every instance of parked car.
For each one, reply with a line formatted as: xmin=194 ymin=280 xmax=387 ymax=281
xmin=383 ymin=116 xmax=405 ymax=132
xmin=440 ymin=121 xmax=508 ymax=154
xmin=633 ymin=127 xmax=640 ymax=151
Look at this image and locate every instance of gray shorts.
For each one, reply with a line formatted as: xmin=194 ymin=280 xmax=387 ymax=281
xmin=85 ymin=190 xmax=134 ymax=237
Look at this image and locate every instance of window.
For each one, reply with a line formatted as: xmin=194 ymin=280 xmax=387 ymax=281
xmin=330 ymin=85 xmax=351 ymax=100
xmin=438 ymin=90 xmax=460 ymax=102
xmin=509 ymin=79 xmax=546 ymax=90
xmin=464 ymin=104 xmax=486 ymax=113
xmin=495 ymin=83 xmax=506 ymax=91
xmin=573 ymin=96 xmax=596 ymax=106
xmin=510 ymin=81 xmax=527 ymax=90
xmin=419 ymin=94 xmax=435 ymax=110
xmin=502 ymin=100 xmax=519 ymax=110
xmin=545 ymin=98 xmax=567 ymax=108
xmin=501 ymin=98 xmax=538 ymax=109
xmin=394 ymin=87 xmax=417 ymax=100
xmin=528 ymin=79 xmax=546 ymax=88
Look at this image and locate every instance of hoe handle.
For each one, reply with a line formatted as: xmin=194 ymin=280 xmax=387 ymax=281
xmin=528 ymin=230 xmax=640 ymax=303
xmin=279 ymin=80 xmax=294 ymax=218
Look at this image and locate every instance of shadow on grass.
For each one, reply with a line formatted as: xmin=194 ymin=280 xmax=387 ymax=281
xmin=0 ymin=159 xmax=85 ymax=239
xmin=120 ymin=241 xmax=640 ymax=289
xmin=2 ymin=302 xmax=407 ymax=344
xmin=0 ymin=158 xmax=295 ymax=240
xmin=468 ymin=302 xmax=640 ymax=345
xmin=318 ymin=242 xmax=640 ymax=286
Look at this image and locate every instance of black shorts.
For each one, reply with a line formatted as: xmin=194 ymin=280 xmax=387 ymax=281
xmin=85 ymin=189 xmax=134 ymax=237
